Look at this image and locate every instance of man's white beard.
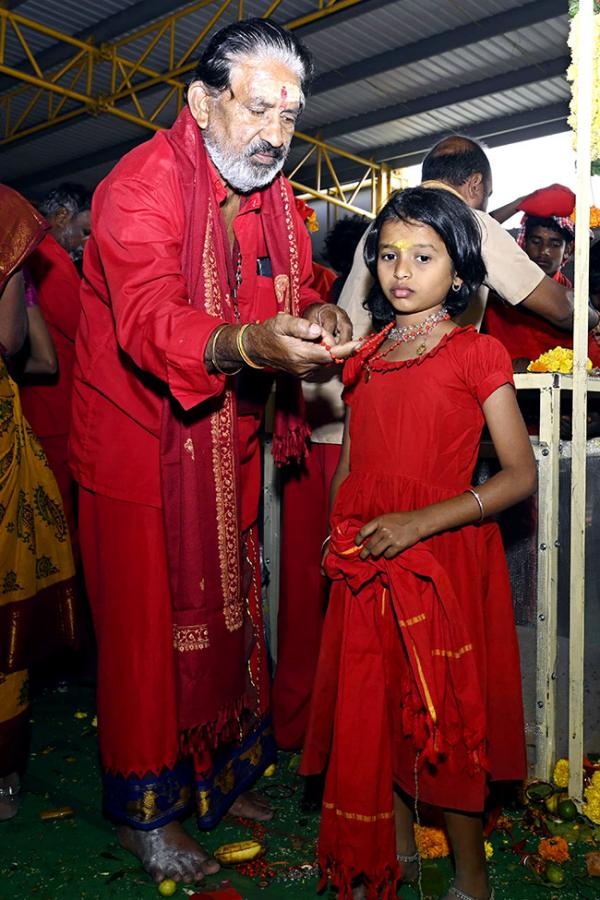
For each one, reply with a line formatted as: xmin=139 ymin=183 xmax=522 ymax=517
xmin=204 ymin=130 xmax=286 ymax=193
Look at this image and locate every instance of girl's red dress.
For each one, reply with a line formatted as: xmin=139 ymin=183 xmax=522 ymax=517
xmin=301 ymin=326 xmax=527 ymax=897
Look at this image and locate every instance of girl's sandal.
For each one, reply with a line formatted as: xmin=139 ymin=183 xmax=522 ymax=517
xmin=448 ymin=886 xmax=495 ymax=900
xmin=397 ymin=850 xmax=420 ymax=883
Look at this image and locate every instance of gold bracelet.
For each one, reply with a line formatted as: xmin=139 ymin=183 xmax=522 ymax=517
xmin=209 ymin=324 xmax=242 ymax=376
xmin=236 ymin=323 xmax=265 ymax=370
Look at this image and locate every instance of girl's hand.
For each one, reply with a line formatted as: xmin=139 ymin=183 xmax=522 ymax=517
xmin=356 ymin=512 xmax=426 ymax=560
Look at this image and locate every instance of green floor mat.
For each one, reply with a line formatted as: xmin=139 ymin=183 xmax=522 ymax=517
xmin=0 ymin=684 xmax=598 ymax=899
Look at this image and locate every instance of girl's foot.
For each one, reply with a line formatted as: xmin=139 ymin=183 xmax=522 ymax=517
xmin=397 ymin=849 xmax=419 ymax=883
xmin=0 ymin=773 xmax=20 ymax=821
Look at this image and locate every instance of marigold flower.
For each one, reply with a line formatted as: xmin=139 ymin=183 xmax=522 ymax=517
xmin=553 ymin=758 xmax=570 ymax=789
xmin=414 ymin=824 xmax=450 ymax=859
xmin=583 ymin=771 xmax=600 ymax=824
xmin=538 ymin=835 xmax=570 ymax=864
xmin=484 ymin=840 xmax=494 ymax=861
xmin=527 ymin=346 xmax=592 ymax=374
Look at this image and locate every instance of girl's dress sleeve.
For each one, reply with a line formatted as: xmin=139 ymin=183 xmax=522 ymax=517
xmin=464 ymin=333 xmax=515 ymax=406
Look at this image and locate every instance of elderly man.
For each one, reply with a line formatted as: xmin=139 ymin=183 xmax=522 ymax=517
xmin=70 ymin=19 xmax=351 ymax=885
xmin=20 ymin=183 xmax=91 ymax=557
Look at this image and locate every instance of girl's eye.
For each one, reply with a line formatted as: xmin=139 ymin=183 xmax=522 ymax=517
xmin=380 ymin=251 xmax=396 ymax=262
xmin=415 ymin=255 xmax=430 ymax=263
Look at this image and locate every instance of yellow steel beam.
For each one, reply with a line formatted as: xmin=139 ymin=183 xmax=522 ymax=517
xmin=0 ymin=1 xmax=381 ymax=217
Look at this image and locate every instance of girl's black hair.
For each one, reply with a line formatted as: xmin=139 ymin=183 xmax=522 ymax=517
xmin=363 ymin=187 xmax=487 ymax=331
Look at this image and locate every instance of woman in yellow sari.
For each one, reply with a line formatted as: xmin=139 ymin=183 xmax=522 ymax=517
xmin=0 ymin=185 xmax=77 ymax=819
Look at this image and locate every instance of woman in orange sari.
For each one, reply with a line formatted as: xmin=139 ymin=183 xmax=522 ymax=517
xmin=0 ymin=185 xmax=77 ymax=819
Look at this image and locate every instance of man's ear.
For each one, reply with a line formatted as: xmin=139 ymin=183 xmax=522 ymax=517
xmin=466 ymin=172 xmax=483 ymax=202
xmin=187 ymin=81 xmax=213 ymax=129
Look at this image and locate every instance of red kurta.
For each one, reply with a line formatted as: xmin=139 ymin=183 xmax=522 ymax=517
xmin=70 ymin=141 xmax=318 ymax=510
xmin=20 ymin=234 xmax=81 ymax=551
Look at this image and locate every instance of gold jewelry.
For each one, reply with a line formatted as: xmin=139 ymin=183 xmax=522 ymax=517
xmin=236 ymin=323 xmax=265 ymax=370
xmin=210 ymin=324 xmax=242 ymax=376
xmin=465 ymin=488 xmax=484 ymax=522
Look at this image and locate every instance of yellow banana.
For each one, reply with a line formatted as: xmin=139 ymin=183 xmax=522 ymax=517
xmin=214 ymin=840 xmax=264 ymax=864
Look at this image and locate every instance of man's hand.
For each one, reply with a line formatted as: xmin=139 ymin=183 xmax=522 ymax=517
xmin=244 ymin=313 xmax=356 ymax=377
xmin=356 ymin=512 xmax=427 ymax=560
xmin=303 ymin=303 xmax=353 ymax=348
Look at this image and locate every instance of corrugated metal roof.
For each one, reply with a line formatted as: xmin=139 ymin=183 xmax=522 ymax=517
xmin=0 ymin=0 xmax=573 ymax=195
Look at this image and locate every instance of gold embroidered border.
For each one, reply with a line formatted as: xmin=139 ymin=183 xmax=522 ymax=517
xmin=173 ymin=623 xmax=210 ymax=652
xmin=210 ymin=393 xmax=243 ymax=632
xmin=431 ymin=643 xmax=473 ymax=659
xmin=202 ymin=209 xmax=222 ymax=316
xmin=280 ymin=180 xmax=301 ymax=314
xmin=323 ymin=801 xmax=394 ymax=822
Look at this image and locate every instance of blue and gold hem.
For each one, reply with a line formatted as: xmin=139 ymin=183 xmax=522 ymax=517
xmin=103 ymin=758 xmax=194 ymax=830
xmin=196 ymin=715 xmax=276 ymax=829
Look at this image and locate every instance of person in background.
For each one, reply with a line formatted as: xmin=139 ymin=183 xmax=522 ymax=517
xmin=19 ymin=183 xmax=91 ymax=559
xmin=339 ymin=137 xmax=596 ymax=337
xmin=324 ymin=214 xmax=369 ymax=302
xmin=272 ymin=205 xmax=342 ymax=764
xmin=0 ymin=185 xmax=77 ymax=821
xmin=484 ymin=184 xmax=600 ymax=368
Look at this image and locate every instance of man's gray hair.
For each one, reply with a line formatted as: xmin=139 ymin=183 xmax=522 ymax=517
xmin=186 ymin=18 xmax=313 ymax=102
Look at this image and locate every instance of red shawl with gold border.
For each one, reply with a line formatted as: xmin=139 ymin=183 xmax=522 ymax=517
xmin=161 ymin=109 xmax=306 ymax=751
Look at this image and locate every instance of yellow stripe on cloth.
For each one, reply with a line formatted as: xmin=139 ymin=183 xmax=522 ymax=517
xmin=431 ymin=644 xmax=474 ymax=659
xmin=398 ymin=613 xmax=426 ymax=628
xmin=323 ymin=802 xmax=394 ymax=822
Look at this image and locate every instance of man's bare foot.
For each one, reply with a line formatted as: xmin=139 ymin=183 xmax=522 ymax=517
xmin=117 ymin=821 xmax=220 ymax=883
xmin=229 ymin=790 xmax=273 ymax=821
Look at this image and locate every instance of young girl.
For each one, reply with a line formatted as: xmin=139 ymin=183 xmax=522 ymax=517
xmin=301 ymin=187 xmax=536 ymax=900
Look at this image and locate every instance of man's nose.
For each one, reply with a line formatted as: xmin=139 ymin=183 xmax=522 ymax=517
xmin=260 ymin=115 xmax=285 ymax=148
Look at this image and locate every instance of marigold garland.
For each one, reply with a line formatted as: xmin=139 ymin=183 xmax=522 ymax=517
xmin=414 ymin=824 xmax=450 ymax=859
xmin=527 ymin=346 xmax=592 ymax=374
xmin=566 ymin=7 xmax=600 ymax=165
xmin=571 ymin=205 xmax=600 ymax=228
xmin=538 ymin=835 xmax=570 ymax=864
xmin=583 ymin=771 xmax=600 ymax=824
xmin=553 ymin=758 xmax=570 ymax=789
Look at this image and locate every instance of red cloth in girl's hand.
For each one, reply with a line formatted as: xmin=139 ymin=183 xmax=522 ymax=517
xmin=517 ymin=184 xmax=575 ymax=218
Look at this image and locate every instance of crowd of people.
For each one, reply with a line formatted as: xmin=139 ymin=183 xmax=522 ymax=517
xmin=1 ymin=16 xmax=600 ymax=900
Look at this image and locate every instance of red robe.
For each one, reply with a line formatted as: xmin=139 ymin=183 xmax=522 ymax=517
xmin=20 ymin=234 xmax=80 ymax=553
xmin=70 ymin=111 xmax=320 ymax=793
